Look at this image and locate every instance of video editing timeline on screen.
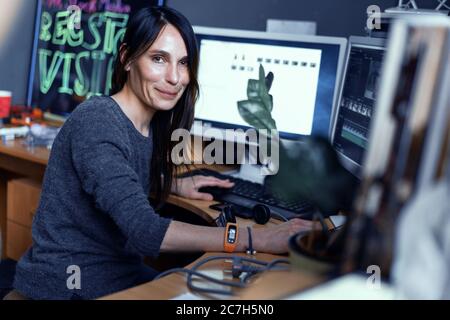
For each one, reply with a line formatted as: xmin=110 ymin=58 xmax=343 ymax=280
xmin=334 ymin=46 xmax=384 ymax=166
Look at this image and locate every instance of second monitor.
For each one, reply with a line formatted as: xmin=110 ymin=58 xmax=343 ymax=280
xmin=332 ymin=36 xmax=386 ymax=178
xmin=192 ymin=26 xmax=348 ymax=141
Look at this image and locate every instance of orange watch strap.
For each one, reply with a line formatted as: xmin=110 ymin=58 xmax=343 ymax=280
xmin=224 ymin=223 xmax=238 ymax=253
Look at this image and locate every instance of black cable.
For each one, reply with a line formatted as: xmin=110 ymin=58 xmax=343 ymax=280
xmin=187 ymin=256 xmax=240 ymax=295
xmin=313 ymin=210 xmax=329 ymax=236
xmin=187 ymin=278 xmax=236 ymax=296
xmin=154 ymin=267 xmax=243 ymax=288
xmin=246 ymin=227 xmax=254 ymax=255
xmin=154 ymin=255 xmax=292 ymax=297
xmin=266 ymin=258 xmax=290 ymax=269
xmin=241 ymin=258 xmax=290 ymax=283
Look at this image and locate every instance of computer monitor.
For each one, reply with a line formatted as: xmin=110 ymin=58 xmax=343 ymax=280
xmin=331 ymin=36 xmax=386 ymax=178
xmin=192 ymin=26 xmax=348 ymax=143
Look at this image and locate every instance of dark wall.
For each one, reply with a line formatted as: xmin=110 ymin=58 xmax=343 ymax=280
xmin=167 ymin=0 xmax=397 ymax=37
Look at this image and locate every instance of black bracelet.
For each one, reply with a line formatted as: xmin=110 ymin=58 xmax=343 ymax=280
xmin=246 ymin=227 xmax=256 ymax=255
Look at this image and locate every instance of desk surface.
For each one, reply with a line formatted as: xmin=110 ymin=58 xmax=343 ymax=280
xmin=100 ymin=252 xmax=324 ymax=300
xmin=0 ymin=139 xmax=49 ymax=165
xmin=0 ymin=138 xmax=330 ymax=300
xmin=103 ymin=188 xmax=330 ymax=300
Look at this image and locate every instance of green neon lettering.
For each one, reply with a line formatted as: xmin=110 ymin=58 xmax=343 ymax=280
xmin=103 ymin=12 xmax=128 ymax=55
xmin=74 ymin=51 xmax=90 ymax=97
xmin=67 ymin=21 xmax=84 ymax=47
xmin=90 ymin=50 xmax=106 ymax=96
xmin=39 ymin=49 xmax=64 ymax=94
xmin=104 ymin=55 xmax=116 ymax=96
xmin=52 ymin=11 xmax=69 ymax=46
xmin=82 ymin=13 xmax=103 ymax=51
xmin=52 ymin=10 xmax=84 ymax=47
xmin=58 ymin=53 xmax=76 ymax=95
xmin=39 ymin=11 xmax=52 ymax=42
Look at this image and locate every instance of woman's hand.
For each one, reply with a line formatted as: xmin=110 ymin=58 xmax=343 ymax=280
xmin=172 ymin=175 xmax=234 ymax=200
xmin=253 ymin=218 xmax=315 ymax=254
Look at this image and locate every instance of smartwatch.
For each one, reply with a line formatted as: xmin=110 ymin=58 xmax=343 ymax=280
xmin=224 ymin=223 xmax=238 ymax=253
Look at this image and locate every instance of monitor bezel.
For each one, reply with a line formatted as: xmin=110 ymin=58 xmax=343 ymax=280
xmin=192 ymin=26 xmax=348 ymax=142
xmin=330 ymin=36 xmax=386 ymax=179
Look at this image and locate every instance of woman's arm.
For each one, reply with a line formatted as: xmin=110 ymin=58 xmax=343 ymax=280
xmin=160 ymin=219 xmax=313 ymax=255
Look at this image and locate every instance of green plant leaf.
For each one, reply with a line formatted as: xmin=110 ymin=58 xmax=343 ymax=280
xmin=237 ymin=100 xmax=276 ymax=130
xmin=257 ymin=65 xmax=273 ymax=112
xmin=247 ymin=79 xmax=274 ymax=110
xmin=238 ymin=64 xmax=276 ymax=131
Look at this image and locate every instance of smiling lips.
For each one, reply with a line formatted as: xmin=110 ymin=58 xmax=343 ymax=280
xmin=156 ymin=88 xmax=179 ymax=99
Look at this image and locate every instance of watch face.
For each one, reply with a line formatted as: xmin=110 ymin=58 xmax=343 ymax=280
xmin=227 ymin=226 xmax=237 ymax=244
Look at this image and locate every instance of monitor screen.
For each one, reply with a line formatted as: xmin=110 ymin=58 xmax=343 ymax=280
xmin=193 ymin=27 xmax=347 ymax=140
xmin=332 ymin=39 xmax=385 ymax=175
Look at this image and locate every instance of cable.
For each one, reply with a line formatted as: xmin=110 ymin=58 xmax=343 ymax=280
xmin=154 ymin=255 xmax=292 ymax=296
xmin=266 ymin=258 xmax=291 ymax=269
xmin=241 ymin=258 xmax=290 ymax=283
xmin=154 ymin=267 xmax=246 ymax=293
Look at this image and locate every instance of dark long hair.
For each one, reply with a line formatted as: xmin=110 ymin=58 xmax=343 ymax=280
xmin=111 ymin=6 xmax=199 ymax=208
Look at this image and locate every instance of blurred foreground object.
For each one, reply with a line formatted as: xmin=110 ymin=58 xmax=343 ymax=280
xmin=277 ymin=137 xmax=359 ymax=276
xmin=270 ymin=136 xmax=359 ymax=215
xmin=342 ymin=14 xmax=450 ymax=296
xmin=392 ymin=179 xmax=450 ymax=299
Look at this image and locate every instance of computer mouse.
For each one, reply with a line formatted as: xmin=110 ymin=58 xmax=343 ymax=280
xmin=198 ymin=185 xmax=225 ymax=198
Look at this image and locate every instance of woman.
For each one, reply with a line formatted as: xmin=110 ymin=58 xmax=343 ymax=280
xmin=10 ymin=6 xmax=312 ymax=300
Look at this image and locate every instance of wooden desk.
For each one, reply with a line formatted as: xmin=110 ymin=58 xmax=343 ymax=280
xmin=100 ymin=252 xmax=324 ymax=300
xmin=0 ymin=138 xmax=328 ymax=299
xmin=0 ymin=139 xmax=49 ymax=258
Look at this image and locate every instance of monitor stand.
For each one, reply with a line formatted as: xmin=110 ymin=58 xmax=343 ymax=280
xmin=233 ymin=146 xmax=266 ymax=185
xmin=236 ymin=162 xmax=265 ymax=185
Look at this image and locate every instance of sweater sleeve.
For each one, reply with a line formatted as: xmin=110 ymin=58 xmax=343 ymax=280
xmin=69 ymin=111 xmax=171 ymax=258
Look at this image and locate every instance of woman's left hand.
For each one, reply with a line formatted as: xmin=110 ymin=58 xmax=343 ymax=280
xmin=173 ymin=175 xmax=234 ymax=201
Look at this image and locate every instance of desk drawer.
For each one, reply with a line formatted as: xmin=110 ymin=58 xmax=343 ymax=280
xmin=7 ymin=178 xmax=41 ymax=227
xmin=6 ymin=221 xmax=32 ymax=261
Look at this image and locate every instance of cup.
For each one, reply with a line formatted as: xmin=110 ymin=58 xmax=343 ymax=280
xmin=0 ymin=91 xmax=12 ymax=119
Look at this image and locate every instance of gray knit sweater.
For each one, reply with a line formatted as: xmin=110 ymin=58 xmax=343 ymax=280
xmin=13 ymin=96 xmax=171 ymax=299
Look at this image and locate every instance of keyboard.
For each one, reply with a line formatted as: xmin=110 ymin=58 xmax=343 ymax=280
xmin=178 ymin=168 xmax=315 ymax=220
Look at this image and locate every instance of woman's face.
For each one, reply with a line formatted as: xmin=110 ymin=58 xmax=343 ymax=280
xmin=127 ymin=24 xmax=190 ymax=111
